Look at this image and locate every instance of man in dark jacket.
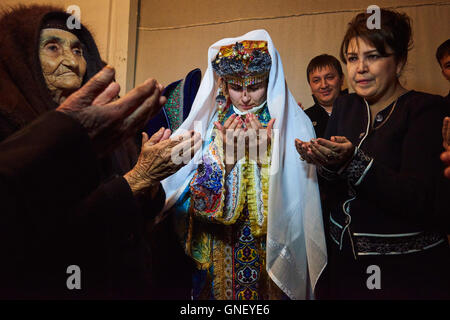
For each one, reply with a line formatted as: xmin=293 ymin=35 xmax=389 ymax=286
xmin=304 ymin=54 xmax=346 ymax=138
xmin=436 ymin=39 xmax=450 ymax=102
xmin=302 ymin=54 xmax=346 ymax=299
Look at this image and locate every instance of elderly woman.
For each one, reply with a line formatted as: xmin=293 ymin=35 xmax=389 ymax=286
xmin=296 ymin=9 xmax=450 ymax=299
xmin=161 ymin=30 xmax=326 ymax=300
xmin=0 ymin=5 xmax=200 ymax=298
xmin=0 ymin=5 xmax=135 ymax=172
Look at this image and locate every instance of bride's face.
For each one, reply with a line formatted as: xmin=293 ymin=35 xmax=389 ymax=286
xmin=226 ymin=80 xmax=268 ymax=112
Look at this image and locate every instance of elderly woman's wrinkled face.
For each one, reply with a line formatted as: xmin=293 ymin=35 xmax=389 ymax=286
xmin=345 ymin=37 xmax=403 ymax=104
xmin=226 ymin=80 xmax=268 ymax=112
xmin=39 ymin=28 xmax=87 ymax=103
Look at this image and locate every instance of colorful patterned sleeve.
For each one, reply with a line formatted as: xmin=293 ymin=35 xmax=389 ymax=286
xmin=189 ymin=132 xmax=245 ymax=225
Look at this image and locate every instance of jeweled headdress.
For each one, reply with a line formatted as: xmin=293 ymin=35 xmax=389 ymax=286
xmin=212 ymin=40 xmax=271 ymax=87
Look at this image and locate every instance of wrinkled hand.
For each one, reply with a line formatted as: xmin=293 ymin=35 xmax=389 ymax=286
xmin=442 ymin=117 xmax=450 ymax=150
xmin=56 ymin=66 xmax=167 ymax=157
xmin=214 ymin=114 xmax=246 ymax=165
xmin=295 ymin=136 xmax=355 ymax=169
xmin=124 ymin=129 xmax=202 ymax=195
xmin=245 ymin=113 xmax=275 ymax=164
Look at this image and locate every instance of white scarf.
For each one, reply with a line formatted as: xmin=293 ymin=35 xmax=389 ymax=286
xmin=161 ymin=29 xmax=326 ymax=300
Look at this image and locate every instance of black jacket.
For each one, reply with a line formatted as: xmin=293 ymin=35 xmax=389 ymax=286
xmin=323 ymin=91 xmax=449 ymax=236
xmin=319 ymin=91 xmax=450 ymax=299
xmin=304 ymin=103 xmax=330 ymax=138
xmin=0 ymin=111 xmax=165 ymax=299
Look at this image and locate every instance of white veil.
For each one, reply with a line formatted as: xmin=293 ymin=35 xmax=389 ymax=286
xmin=161 ymin=29 xmax=327 ymax=300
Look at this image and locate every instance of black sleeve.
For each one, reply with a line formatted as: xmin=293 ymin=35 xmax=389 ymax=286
xmin=0 ymin=110 xmax=101 ymax=257
xmin=323 ymin=99 xmax=340 ymax=140
xmin=67 ymin=176 xmax=166 ymax=297
xmin=71 ymin=176 xmax=166 ymax=232
xmin=434 ymin=175 xmax=450 ymax=233
xmin=0 ymin=110 xmax=101 ymax=297
xmin=0 ymin=109 xmax=169 ymax=297
xmin=140 ymin=182 xmax=166 ymax=218
xmin=0 ymin=110 xmax=100 ymax=210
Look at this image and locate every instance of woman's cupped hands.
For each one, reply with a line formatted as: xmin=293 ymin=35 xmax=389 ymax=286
xmin=295 ymin=136 xmax=355 ymax=169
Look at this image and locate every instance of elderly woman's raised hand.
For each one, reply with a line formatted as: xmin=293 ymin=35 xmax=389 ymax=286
xmin=57 ymin=66 xmax=167 ymax=157
xmin=124 ymin=128 xmax=202 ymax=195
xmin=295 ymin=136 xmax=355 ymax=169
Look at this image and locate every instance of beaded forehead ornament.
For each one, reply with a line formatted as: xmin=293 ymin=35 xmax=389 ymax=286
xmin=212 ymin=40 xmax=271 ymax=87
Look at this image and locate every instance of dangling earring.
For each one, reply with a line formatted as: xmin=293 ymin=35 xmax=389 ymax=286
xmin=215 ymin=86 xmax=226 ymax=107
xmin=216 ymin=79 xmax=228 ymax=123
xmin=216 ymin=84 xmax=228 ymax=123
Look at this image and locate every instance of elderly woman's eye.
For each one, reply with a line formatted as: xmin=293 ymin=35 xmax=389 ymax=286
xmin=45 ymin=43 xmax=59 ymax=52
xmin=73 ymin=48 xmax=83 ymax=56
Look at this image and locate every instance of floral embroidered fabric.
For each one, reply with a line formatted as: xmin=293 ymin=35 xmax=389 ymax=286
xmin=343 ymin=147 xmax=373 ymax=186
xmin=175 ymin=103 xmax=285 ymax=299
xmin=164 ymin=81 xmax=183 ymax=131
xmin=354 ymin=232 xmax=445 ymax=256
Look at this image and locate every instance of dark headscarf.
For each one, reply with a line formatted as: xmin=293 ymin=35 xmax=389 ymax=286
xmin=0 ymin=5 xmax=136 ymax=175
xmin=0 ymin=5 xmax=106 ymax=139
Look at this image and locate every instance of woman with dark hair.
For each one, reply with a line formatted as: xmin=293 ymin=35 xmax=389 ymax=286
xmin=296 ymin=9 xmax=449 ymax=299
